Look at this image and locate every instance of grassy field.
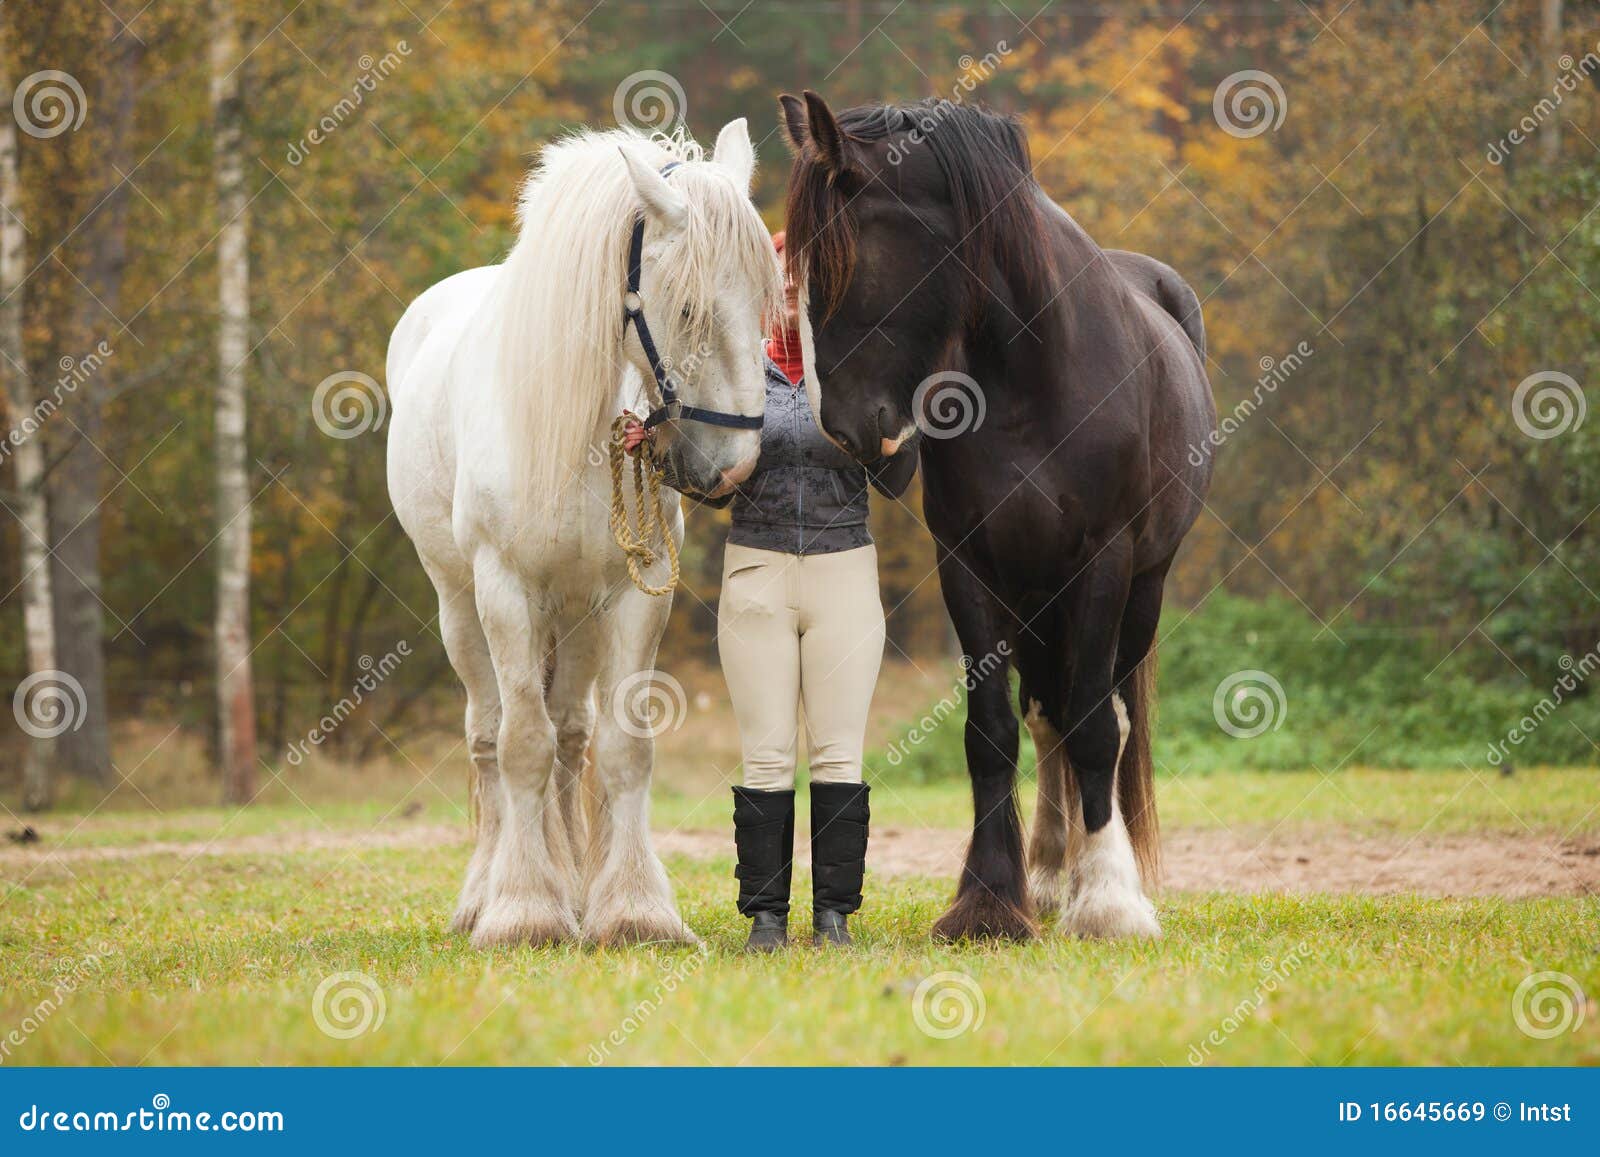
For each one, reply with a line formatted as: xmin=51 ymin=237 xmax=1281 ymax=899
xmin=9 ymin=763 xmax=1598 ymax=848
xmin=3 ymin=768 xmax=1596 ymax=1067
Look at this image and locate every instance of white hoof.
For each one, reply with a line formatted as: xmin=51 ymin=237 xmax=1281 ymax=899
xmin=1066 ymin=800 xmax=1158 ymax=939
xmin=1064 ymin=880 xmax=1160 ymax=940
xmin=582 ymin=890 xmax=697 ymax=946
xmin=450 ymin=835 xmax=498 ymax=934
xmin=470 ymin=895 xmax=578 ymax=949
xmin=449 ymin=893 xmax=484 ymax=935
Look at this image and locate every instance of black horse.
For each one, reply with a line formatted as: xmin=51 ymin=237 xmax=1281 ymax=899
xmin=780 ymin=92 xmax=1216 ymax=941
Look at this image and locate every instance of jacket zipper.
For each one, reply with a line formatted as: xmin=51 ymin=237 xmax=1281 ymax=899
xmin=792 ymin=384 xmax=804 ymax=555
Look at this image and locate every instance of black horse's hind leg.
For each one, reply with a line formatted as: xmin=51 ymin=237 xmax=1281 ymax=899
xmin=930 ymin=553 xmax=1035 ymax=941
xmin=1015 ymin=607 xmax=1077 ymax=919
xmin=1110 ymin=562 xmax=1169 ymax=881
xmin=1060 ymin=537 xmax=1161 ymax=939
xmin=1114 ymin=562 xmax=1168 ymax=687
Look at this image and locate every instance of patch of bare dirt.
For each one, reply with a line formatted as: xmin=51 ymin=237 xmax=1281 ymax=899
xmin=659 ymin=826 xmax=1600 ymax=898
xmin=5 ymin=823 xmax=1597 ymax=897
xmin=0 ymin=823 xmax=467 ymax=872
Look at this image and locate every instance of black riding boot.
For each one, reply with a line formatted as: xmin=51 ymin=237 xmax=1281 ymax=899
xmin=732 ymin=786 xmax=794 ymax=952
xmin=810 ymin=781 xmax=870 ymax=946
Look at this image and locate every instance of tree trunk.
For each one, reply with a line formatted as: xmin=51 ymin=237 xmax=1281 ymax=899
xmin=1541 ymin=0 xmax=1563 ymax=167
xmin=212 ymin=0 xmax=257 ymax=805
xmin=51 ymin=28 xmax=142 ymax=787
xmin=0 ymin=63 xmax=58 ymax=809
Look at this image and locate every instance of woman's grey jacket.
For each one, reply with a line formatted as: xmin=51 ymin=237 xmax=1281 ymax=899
xmin=701 ymin=357 xmax=917 ymax=554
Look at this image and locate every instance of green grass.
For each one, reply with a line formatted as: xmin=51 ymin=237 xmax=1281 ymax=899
xmin=3 ymin=835 xmax=1597 ymax=1066
xmin=11 ymin=767 xmax=1597 ymax=853
xmin=4 ymin=767 xmax=1595 ymax=1066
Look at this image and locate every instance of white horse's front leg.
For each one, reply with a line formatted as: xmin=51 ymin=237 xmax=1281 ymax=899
xmin=546 ymin=620 xmax=602 ymax=919
xmin=470 ymin=554 xmax=578 ymax=949
xmin=583 ymin=586 xmax=695 ymax=946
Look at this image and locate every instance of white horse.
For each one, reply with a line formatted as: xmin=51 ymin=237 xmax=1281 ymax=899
xmin=385 ymin=121 xmax=779 ymax=948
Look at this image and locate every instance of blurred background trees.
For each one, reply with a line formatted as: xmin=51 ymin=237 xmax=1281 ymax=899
xmin=2 ymin=0 xmax=1598 ymax=807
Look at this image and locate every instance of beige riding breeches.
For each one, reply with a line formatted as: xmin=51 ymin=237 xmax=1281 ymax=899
xmin=716 ymin=543 xmax=886 ymax=790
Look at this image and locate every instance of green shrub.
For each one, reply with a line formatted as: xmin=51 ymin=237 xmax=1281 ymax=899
xmin=869 ymin=593 xmax=1600 ymax=776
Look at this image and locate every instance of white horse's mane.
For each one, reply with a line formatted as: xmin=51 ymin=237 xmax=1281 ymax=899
xmin=492 ymin=126 xmax=779 ymax=512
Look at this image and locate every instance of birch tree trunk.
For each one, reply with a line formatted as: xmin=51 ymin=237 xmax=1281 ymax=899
xmin=0 ymin=63 xmax=59 ymax=810
xmin=211 ymin=0 xmax=257 ymax=805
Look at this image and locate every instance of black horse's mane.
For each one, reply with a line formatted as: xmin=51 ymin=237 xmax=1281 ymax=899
xmin=786 ymin=98 xmax=1050 ymax=320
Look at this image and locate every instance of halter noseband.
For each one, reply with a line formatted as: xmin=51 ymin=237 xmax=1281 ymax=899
xmin=624 ymin=162 xmax=764 ymax=433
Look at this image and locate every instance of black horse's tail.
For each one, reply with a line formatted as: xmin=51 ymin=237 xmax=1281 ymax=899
xmin=1120 ymin=647 xmax=1162 ymax=886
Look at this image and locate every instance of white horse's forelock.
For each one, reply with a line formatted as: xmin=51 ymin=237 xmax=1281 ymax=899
xmin=493 ymin=126 xmax=780 ymax=516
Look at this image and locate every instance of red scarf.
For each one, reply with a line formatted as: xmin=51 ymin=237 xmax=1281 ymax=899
xmin=766 ymin=328 xmax=804 ymax=386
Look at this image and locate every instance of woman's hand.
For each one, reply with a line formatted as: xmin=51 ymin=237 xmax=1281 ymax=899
xmin=621 ymin=417 xmax=649 ymax=456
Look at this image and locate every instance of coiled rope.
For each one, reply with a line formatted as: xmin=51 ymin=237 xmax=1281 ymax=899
xmin=607 ymin=413 xmax=680 ymax=597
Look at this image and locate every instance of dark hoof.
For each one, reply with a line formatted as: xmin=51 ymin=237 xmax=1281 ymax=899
xmin=931 ymin=888 xmax=1037 ymax=942
xmin=812 ymin=909 xmax=852 ymax=947
xmin=743 ymin=912 xmax=789 ymax=953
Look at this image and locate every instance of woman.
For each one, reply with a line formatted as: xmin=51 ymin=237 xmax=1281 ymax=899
xmin=626 ymin=232 xmax=916 ymax=950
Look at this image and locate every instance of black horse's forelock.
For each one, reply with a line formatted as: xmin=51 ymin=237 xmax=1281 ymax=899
xmin=786 ymin=98 xmax=1051 ymax=321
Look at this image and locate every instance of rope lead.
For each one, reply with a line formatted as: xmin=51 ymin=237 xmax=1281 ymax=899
xmin=607 ymin=414 xmax=681 ymax=597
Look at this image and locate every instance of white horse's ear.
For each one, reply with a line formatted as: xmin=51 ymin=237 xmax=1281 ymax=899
xmin=621 ymin=147 xmax=687 ymax=229
xmin=712 ymin=117 xmax=756 ymax=194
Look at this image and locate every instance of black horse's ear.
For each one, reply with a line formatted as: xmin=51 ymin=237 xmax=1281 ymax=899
xmin=802 ymin=90 xmax=852 ymax=175
xmin=778 ymin=93 xmax=808 ymax=155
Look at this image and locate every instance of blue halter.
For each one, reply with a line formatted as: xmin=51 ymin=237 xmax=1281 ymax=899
xmin=624 ymin=162 xmax=764 ymax=432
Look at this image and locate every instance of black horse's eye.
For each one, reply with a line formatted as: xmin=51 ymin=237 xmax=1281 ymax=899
xmin=681 ymin=306 xmax=692 ymax=320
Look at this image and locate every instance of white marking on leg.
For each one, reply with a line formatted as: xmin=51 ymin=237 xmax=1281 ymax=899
xmin=1064 ymin=691 xmax=1159 ymax=939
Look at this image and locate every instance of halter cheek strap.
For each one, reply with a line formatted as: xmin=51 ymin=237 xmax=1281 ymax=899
xmin=624 ymin=162 xmax=764 ymax=432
